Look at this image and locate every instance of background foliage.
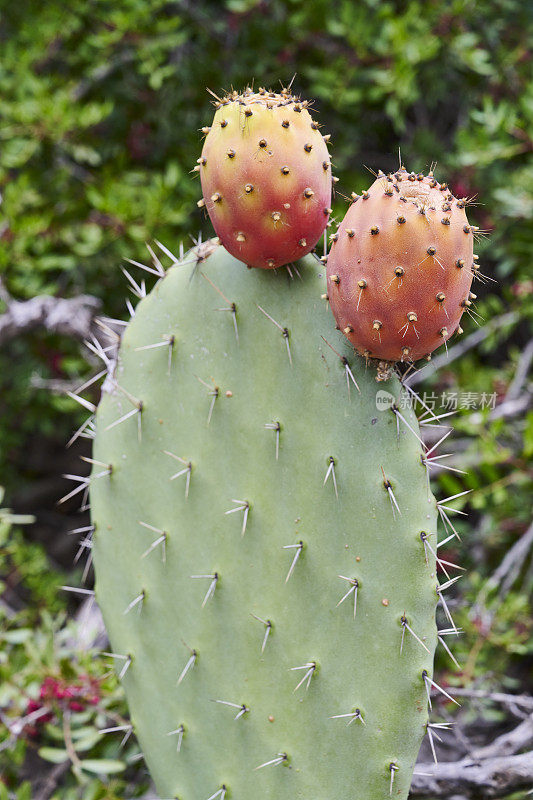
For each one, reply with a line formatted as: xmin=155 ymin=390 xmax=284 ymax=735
xmin=1 ymin=0 xmax=532 ymax=797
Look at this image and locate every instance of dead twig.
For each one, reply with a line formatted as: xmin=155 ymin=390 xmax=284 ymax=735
xmin=474 ymin=520 xmax=533 ymax=622
xmin=505 ymin=338 xmax=533 ymax=401
xmin=411 ymin=749 xmax=533 ymax=797
xmin=0 ymin=289 xmax=101 ymax=346
xmin=34 ymin=762 xmax=71 ymax=800
xmin=450 ymin=688 xmax=533 ymax=715
xmin=407 ymin=312 xmax=518 ymax=387
xmin=471 ymin=714 xmax=533 ymax=759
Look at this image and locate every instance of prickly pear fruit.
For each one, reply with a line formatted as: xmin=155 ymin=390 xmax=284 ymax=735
xmin=91 ymin=242 xmax=439 ymax=800
xmin=326 ymin=167 xmax=476 ymax=364
xmin=197 ymin=87 xmax=332 ymax=269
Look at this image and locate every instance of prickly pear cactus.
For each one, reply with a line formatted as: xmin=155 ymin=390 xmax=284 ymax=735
xmin=91 ymin=242 xmax=438 ymax=800
xmin=326 ymin=167 xmax=475 ymax=363
xmin=197 ymin=87 xmax=332 ymax=269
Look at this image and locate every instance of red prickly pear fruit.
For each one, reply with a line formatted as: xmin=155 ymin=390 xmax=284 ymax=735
xmin=326 ymin=167 xmax=477 ymax=364
xmin=198 ymin=86 xmax=332 ymax=269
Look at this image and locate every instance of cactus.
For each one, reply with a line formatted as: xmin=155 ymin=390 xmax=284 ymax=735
xmin=326 ymin=167 xmax=475 ymax=366
xmin=197 ymin=87 xmax=332 ymax=269
xmin=90 ymin=241 xmax=442 ymax=800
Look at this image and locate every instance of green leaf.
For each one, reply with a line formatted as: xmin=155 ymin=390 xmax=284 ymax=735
xmin=2 ymin=628 xmax=33 ymax=644
xmin=15 ymin=784 xmax=31 ymax=800
xmin=38 ymin=746 xmax=69 ymax=764
xmin=70 ymin=724 xmax=98 ymax=739
xmin=523 ymin=412 xmax=533 ymax=459
xmin=0 ymin=138 xmax=40 ymax=168
xmin=80 ymin=758 xmax=126 ymax=774
xmin=44 ymin=723 xmax=66 ymax=742
xmin=74 ymin=730 xmax=102 ymax=751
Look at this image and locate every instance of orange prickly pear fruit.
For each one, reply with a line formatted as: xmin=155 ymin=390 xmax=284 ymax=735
xmin=326 ymin=167 xmax=478 ymax=365
xmin=197 ymin=86 xmax=332 ymax=269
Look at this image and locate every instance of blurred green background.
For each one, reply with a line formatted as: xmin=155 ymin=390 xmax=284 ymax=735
xmin=1 ymin=1 xmax=532 ymax=797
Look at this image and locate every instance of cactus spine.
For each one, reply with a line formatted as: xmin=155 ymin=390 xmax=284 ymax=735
xmin=91 ymin=242 xmax=439 ymax=800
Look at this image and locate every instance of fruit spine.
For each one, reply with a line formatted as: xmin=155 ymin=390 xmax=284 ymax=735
xmin=90 ymin=242 xmax=439 ymax=800
xmin=197 ymin=87 xmax=332 ymax=269
xmin=326 ymin=167 xmax=476 ymax=366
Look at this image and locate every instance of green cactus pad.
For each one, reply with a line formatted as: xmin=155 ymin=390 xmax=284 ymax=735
xmin=91 ymin=242 xmax=438 ymax=800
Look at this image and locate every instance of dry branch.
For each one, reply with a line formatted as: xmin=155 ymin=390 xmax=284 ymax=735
xmin=410 ymin=749 xmax=533 ymax=797
xmin=451 ymin=689 xmax=533 ymax=715
xmin=412 ymin=713 xmax=533 ymax=798
xmin=407 ymin=312 xmax=518 ymax=386
xmin=472 ymin=715 xmax=533 ymax=760
xmin=0 ymin=284 xmax=101 ymax=346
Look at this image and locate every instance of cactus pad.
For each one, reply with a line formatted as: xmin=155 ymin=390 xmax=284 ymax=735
xmin=198 ymin=88 xmax=332 ymax=269
xmin=91 ymin=243 xmax=438 ymax=800
xmin=326 ymin=167 xmax=475 ymax=362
